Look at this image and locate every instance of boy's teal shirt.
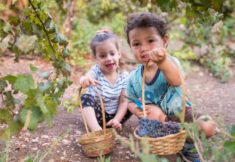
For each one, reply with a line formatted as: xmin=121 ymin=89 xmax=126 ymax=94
xmin=127 ymin=56 xmax=192 ymax=117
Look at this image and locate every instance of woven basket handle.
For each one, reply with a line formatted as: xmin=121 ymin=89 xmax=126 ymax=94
xmin=141 ymin=62 xmax=186 ymax=123
xmin=78 ymin=87 xmax=107 ymax=134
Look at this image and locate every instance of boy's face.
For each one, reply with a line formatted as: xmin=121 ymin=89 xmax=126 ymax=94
xmin=94 ymin=39 xmax=120 ymax=74
xmin=128 ymin=27 xmax=168 ymax=64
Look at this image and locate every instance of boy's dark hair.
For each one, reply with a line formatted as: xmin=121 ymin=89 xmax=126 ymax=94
xmin=125 ymin=12 xmax=167 ymax=45
xmin=90 ymin=29 xmax=119 ymax=56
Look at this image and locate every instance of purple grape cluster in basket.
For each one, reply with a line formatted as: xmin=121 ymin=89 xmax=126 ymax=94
xmin=137 ymin=118 xmax=181 ymax=138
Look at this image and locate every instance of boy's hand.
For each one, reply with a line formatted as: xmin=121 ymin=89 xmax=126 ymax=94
xmin=129 ymin=99 xmax=144 ymax=118
xmin=133 ymin=108 xmax=144 ymax=118
xmin=106 ymin=118 xmax=122 ymax=129
xmin=145 ymin=104 xmax=166 ymax=122
xmin=149 ymin=48 xmax=167 ymax=64
xmin=79 ymin=76 xmax=100 ymax=88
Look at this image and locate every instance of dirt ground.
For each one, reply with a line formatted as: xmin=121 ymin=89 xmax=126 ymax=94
xmin=0 ymin=56 xmax=235 ymax=162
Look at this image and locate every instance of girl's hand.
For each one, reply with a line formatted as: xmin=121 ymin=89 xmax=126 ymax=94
xmin=106 ymin=118 xmax=122 ymax=129
xmin=145 ymin=104 xmax=166 ymax=122
xmin=79 ymin=76 xmax=100 ymax=88
xmin=149 ymin=48 xmax=167 ymax=64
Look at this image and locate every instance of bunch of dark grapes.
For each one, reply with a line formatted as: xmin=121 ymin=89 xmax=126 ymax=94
xmin=137 ymin=118 xmax=180 ymax=138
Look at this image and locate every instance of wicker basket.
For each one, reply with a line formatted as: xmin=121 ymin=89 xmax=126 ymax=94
xmin=78 ymin=128 xmax=114 ymax=157
xmin=133 ymin=62 xmax=187 ymax=155
xmin=77 ymin=87 xmax=115 ymax=157
xmin=134 ymin=128 xmax=186 ymax=155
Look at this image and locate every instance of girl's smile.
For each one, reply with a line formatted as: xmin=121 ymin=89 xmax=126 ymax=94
xmin=105 ymin=62 xmax=116 ymax=70
xmin=95 ymin=39 xmax=120 ymax=74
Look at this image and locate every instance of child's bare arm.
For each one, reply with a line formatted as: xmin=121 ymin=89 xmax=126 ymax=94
xmin=79 ymin=71 xmax=100 ymax=88
xmin=128 ymin=101 xmax=144 ymax=118
xmin=106 ymin=90 xmax=128 ymax=129
xmin=149 ymin=48 xmax=181 ymax=86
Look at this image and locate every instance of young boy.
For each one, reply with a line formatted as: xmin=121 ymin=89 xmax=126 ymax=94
xmin=125 ymin=12 xmax=216 ymax=162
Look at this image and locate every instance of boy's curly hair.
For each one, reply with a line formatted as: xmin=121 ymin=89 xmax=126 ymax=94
xmin=125 ymin=12 xmax=167 ymax=45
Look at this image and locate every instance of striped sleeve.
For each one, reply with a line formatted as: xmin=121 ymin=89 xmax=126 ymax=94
xmin=121 ymin=70 xmax=129 ymax=90
xmin=86 ymin=65 xmax=99 ymax=80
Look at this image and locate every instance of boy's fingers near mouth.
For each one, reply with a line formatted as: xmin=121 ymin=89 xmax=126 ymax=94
xmin=158 ymin=48 xmax=166 ymax=55
xmin=150 ymin=48 xmax=165 ymax=56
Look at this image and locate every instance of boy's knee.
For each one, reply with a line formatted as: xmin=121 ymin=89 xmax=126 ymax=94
xmin=196 ymin=115 xmax=216 ymax=138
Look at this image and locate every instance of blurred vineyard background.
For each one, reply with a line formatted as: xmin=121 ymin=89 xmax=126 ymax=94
xmin=1 ymin=0 xmax=235 ymax=81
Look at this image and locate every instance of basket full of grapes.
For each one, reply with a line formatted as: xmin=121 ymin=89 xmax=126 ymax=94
xmin=133 ymin=63 xmax=187 ymax=155
xmin=134 ymin=118 xmax=186 ymax=155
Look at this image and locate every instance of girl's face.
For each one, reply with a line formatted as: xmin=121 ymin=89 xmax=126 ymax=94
xmin=95 ymin=39 xmax=120 ymax=74
xmin=128 ymin=27 xmax=168 ymax=64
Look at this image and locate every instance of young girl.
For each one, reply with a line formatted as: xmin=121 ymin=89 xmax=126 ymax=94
xmin=79 ymin=29 xmax=131 ymax=132
xmin=125 ymin=12 xmax=216 ymax=162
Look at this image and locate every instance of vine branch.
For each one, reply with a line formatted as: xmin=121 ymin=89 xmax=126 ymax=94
xmin=28 ymin=0 xmax=56 ymax=58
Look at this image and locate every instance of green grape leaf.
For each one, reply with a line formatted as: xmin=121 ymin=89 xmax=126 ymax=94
xmin=37 ymin=71 xmax=52 ymax=79
xmin=62 ymin=48 xmax=70 ymax=58
xmin=29 ymin=64 xmax=39 ymax=72
xmin=224 ymin=140 xmax=235 ymax=154
xmin=9 ymin=16 xmax=20 ymax=26
xmin=31 ymin=0 xmax=40 ymax=7
xmin=44 ymin=96 xmax=58 ymax=115
xmin=13 ymin=74 xmax=35 ymax=93
xmin=57 ymin=79 xmax=64 ymax=88
xmin=186 ymin=6 xmax=196 ymax=19
xmin=0 ymin=109 xmax=13 ymax=124
xmin=0 ymin=18 xmax=4 ymax=30
xmin=15 ymin=35 xmax=37 ymax=53
xmin=36 ymin=93 xmax=48 ymax=114
xmin=3 ymin=91 xmax=15 ymax=108
xmin=156 ymin=0 xmax=177 ymax=11
xmin=52 ymin=33 xmax=68 ymax=46
xmin=38 ymin=10 xmax=48 ymax=23
xmin=61 ymin=63 xmax=71 ymax=76
xmin=0 ymin=18 xmax=7 ymax=38
xmin=14 ymin=98 xmax=21 ymax=104
xmin=21 ymin=19 xmax=33 ymax=35
xmin=24 ymin=89 xmax=38 ymax=108
xmin=39 ymin=81 xmax=51 ymax=92
xmin=0 ymin=121 xmax=21 ymax=139
xmin=3 ymin=23 xmax=12 ymax=33
xmin=24 ymin=157 xmax=33 ymax=162
xmin=32 ymin=24 xmax=43 ymax=37
xmin=0 ymin=79 xmax=7 ymax=92
xmin=229 ymin=125 xmax=235 ymax=137
xmin=3 ymin=75 xmax=17 ymax=85
xmin=19 ymin=107 xmax=44 ymax=130
xmin=44 ymin=18 xmax=56 ymax=34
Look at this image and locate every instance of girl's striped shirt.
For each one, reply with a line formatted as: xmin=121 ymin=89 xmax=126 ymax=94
xmin=85 ymin=65 xmax=128 ymax=114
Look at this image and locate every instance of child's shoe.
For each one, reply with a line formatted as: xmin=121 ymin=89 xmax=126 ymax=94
xmin=181 ymin=142 xmax=200 ymax=162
